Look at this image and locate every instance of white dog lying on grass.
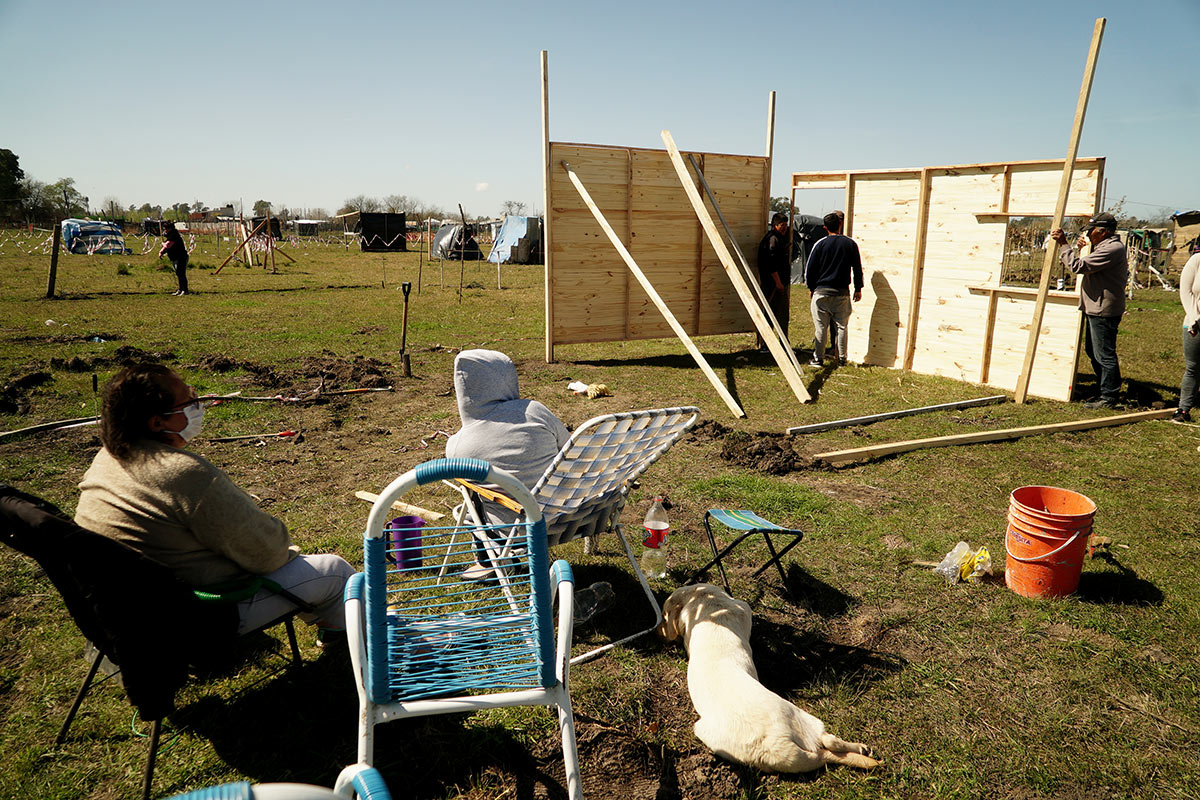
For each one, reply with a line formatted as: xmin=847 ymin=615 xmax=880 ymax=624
xmin=658 ymin=583 xmax=880 ymax=773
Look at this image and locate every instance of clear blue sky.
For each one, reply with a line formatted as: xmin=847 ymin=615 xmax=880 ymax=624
xmin=2 ymin=0 xmax=1196 ymax=220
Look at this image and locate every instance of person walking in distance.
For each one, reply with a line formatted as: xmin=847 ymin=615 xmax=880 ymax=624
xmin=160 ymin=221 xmax=190 ymax=296
xmin=804 ymin=211 xmax=863 ymax=366
xmin=756 ymin=212 xmax=792 ymax=351
xmin=1050 ymin=212 xmax=1128 ymax=408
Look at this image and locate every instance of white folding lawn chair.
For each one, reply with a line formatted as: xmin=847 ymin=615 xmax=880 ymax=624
xmin=448 ymin=406 xmax=700 ymax=664
xmin=347 ymin=458 xmax=582 ymax=800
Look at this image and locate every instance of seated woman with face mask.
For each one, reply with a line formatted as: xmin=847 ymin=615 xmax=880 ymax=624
xmin=75 ymin=362 xmax=354 ymax=640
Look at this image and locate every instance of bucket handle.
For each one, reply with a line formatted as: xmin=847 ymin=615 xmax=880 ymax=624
xmin=1005 ymin=529 xmax=1083 ymax=563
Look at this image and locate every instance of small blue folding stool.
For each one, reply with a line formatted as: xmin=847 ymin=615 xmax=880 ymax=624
xmin=689 ymin=510 xmax=805 ymax=595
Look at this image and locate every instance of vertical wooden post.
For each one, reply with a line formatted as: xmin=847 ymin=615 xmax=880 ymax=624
xmin=418 ymin=217 xmax=424 ymax=294
xmin=457 ymin=203 xmax=468 ymax=303
xmin=626 ymin=148 xmax=635 ymax=340
xmin=265 ymin=205 xmax=277 ymax=273
xmin=541 ymin=49 xmax=555 ymax=363
xmin=1014 ymin=17 xmax=1106 ymax=404
xmin=902 ymin=168 xmax=933 ymax=371
xmin=46 ymin=223 xmax=61 ymax=298
xmin=764 ymin=90 xmax=775 ymax=226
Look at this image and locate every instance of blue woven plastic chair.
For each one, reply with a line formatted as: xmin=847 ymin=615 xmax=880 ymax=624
xmin=166 ymin=763 xmax=391 ymax=799
xmin=347 ymin=458 xmax=582 ymax=800
xmin=448 ymin=407 xmax=700 ymax=664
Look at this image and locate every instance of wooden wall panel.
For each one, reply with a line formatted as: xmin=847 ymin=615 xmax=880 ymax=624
xmin=548 ymin=142 xmax=765 ymax=347
xmin=795 ymin=158 xmax=1103 ymax=400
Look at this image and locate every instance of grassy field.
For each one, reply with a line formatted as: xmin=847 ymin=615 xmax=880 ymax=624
xmin=1 ymin=234 xmax=1197 ymax=800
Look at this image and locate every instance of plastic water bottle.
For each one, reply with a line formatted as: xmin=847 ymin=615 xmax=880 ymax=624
xmin=573 ymin=581 xmax=615 ymax=624
xmin=639 ymin=497 xmax=670 ymax=579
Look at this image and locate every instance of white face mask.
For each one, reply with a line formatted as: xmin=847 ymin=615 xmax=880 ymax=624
xmin=165 ymin=403 xmax=204 ymax=441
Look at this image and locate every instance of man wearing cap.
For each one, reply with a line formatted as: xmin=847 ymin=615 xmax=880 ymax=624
xmin=1051 ymin=212 xmax=1128 ymax=409
xmin=756 ymin=211 xmax=792 ymax=351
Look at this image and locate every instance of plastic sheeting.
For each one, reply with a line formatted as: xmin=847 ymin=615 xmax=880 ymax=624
xmin=61 ymin=219 xmax=131 ymax=255
xmin=487 ymin=215 xmax=543 ymax=264
xmin=431 ymin=223 xmax=483 ymax=260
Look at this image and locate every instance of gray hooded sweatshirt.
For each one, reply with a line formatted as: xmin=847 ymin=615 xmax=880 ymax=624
xmin=444 ymin=350 xmax=569 ymax=519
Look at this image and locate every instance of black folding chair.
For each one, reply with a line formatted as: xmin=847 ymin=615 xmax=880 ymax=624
xmin=0 ymin=484 xmax=313 ymax=800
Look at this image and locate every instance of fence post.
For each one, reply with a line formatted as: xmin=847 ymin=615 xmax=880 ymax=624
xmin=46 ymin=223 xmax=61 ymax=298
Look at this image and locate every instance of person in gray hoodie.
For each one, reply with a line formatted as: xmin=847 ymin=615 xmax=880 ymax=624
xmin=445 ymin=349 xmax=570 ymax=578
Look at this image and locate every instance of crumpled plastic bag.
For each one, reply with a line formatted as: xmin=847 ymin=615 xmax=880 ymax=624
xmin=933 ymin=541 xmax=993 ymax=584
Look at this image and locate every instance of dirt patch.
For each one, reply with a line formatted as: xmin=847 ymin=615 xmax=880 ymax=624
xmin=690 ymin=420 xmax=817 ymax=475
xmin=49 ymin=345 xmax=175 ymax=372
xmin=809 ymin=478 xmax=898 ymax=508
xmin=0 ymin=371 xmax=52 ymax=414
xmin=296 ymin=353 xmax=391 ymax=389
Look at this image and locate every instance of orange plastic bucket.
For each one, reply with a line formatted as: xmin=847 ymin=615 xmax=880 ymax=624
xmin=1005 ymin=486 xmax=1095 ymax=599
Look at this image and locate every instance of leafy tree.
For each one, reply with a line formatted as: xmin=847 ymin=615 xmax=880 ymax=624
xmin=383 ymin=194 xmax=416 ymax=214
xmin=47 ymin=178 xmax=86 ymax=217
xmin=0 ymin=149 xmax=25 ymax=221
xmin=769 ymin=196 xmax=794 ymax=215
xmin=339 ymin=195 xmax=381 ymax=215
xmin=252 ymin=199 xmax=272 ymax=217
xmin=501 ymin=200 xmax=527 ymax=216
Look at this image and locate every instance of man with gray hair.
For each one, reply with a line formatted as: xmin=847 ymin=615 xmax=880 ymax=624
xmin=1051 ymin=211 xmax=1128 ymax=409
xmin=804 ymin=211 xmax=863 ymax=366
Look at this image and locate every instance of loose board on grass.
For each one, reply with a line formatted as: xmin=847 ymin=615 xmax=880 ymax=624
xmin=792 ymin=158 xmax=1104 ymax=401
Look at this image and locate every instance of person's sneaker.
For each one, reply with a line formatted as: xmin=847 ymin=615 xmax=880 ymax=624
xmin=1171 ymin=409 xmax=1191 ymax=423
xmin=808 ymin=357 xmax=823 ymax=367
xmin=462 ymin=561 xmax=495 ymax=582
xmin=837 ymin=357 xmax=848 ymax=367
xmin=1083 ymin=397 xmax=1118 ymax=409
xmin=316 ymin=628 xmax=347 ymax=650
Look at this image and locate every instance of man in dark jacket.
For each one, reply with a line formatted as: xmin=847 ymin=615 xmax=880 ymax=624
xmin=1051 ymin=212 xmax=1128 ymax=408
xmin=756 ymin=212 xmax=791 ymax=350
xmin=804 ymin=211 xmax=863 ymax=366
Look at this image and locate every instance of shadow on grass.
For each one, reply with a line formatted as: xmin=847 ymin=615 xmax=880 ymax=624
xmin=1076 ymin=551 xmax=1164 ymax=606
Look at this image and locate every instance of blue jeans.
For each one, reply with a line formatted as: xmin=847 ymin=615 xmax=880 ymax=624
xmin=1084 ymin=315 xmax=1121 ymax=402
xmin=1181 ymin=325 xmax=1200 ymax=413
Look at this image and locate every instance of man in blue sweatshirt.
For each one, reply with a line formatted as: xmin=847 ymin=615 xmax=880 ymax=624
xmin=804 ymin=211 xmax=863 ymax=366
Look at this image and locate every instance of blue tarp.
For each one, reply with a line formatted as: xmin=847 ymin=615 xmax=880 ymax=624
xmin=61 ymin=219 xmax=131 ymax=255
xmin=487 ymin=215 xmax=542 ymax=264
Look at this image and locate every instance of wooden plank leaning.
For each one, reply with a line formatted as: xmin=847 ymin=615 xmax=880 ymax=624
xmin=661 ymin=130 xmax=812 ymax=404
xmin=559 ymin=159 xmax=747 ymax=419
xmin=685 ymin=151 xmax=808 ymax=385
xmin=787 ymin=395 xmax=1007 ymax=435
xmin=354 ymin=491 xmax=445 ymax=521
xmin=815 ymin=407 xmax=1171 ymax=466
xmin=1014 ymin=17 xmax=1106 ymax=404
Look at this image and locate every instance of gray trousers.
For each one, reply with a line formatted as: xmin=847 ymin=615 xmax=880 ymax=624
xmin=236 ymin=553 xmax=356 ymax=634
xmin=810 ymin=290 xmax=852 ymax=361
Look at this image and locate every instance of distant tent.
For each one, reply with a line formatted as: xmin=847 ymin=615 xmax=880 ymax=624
xmin=487 ymin=216 xmax=543 ymax=264
xmin=431 ymin=223 xmax=484 ymax=260
xmin=355 ymin=212 xmax=407 ymax=252
xmin=250 ymin=216 xmax=283 ymax=240
xmin=789 ymin=214 xmax=827 ymax=284
xmin=61 ymin=219 xmax=131 ymax=255
xmin=294 ymin=219 xmax=321 ymax=236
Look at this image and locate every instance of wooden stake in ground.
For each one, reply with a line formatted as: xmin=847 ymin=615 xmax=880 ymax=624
xmin=1014 ymin=17 xmax=1106 ymax=404
xmin=458 ymin=203 xmax=468 ymax=304
xmin=46 ymin=222 xmax=61 ymax=298
xmin=815 ymin=407 xmax=1172 ymax=466
xmin=354 ymin=491 xmax=445 ymax=521
xmin=560 ymin=159 xmax=746 ymax=418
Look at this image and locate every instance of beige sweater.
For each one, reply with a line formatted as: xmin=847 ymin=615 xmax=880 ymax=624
xmin=1181 ymin=253 xmax=1200 ymax=330
xmin=75 ymin=443 xmax=297 ymax=586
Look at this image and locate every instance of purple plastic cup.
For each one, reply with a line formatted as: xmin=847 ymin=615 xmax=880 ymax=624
xmin=388 ymin=516 xmax=424 ymax=569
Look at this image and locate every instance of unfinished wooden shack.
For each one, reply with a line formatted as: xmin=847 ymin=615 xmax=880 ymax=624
xmin=792 ymin=158 xmax=1104 ymax=401
xmin=544 ymin=142 xmax=767 ymax=356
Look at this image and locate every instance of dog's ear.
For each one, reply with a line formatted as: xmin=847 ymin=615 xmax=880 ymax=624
xmin=657 ymin=591 xmax=682 ymax=641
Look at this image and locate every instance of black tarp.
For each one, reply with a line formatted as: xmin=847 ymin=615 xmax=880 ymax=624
xmin=431 ymin=223 xmax=483 ymax=260
xmin=250 ymin=216 xmax=283 ymax=240
xmin=355 ymin=212 xmax=407 ymax=252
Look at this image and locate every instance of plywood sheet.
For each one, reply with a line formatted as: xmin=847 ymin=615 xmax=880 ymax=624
xmin=795 ymin=158 xmax=1102 ymax=400
xmin=549 ymin=142 xmax=765 ymax=347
